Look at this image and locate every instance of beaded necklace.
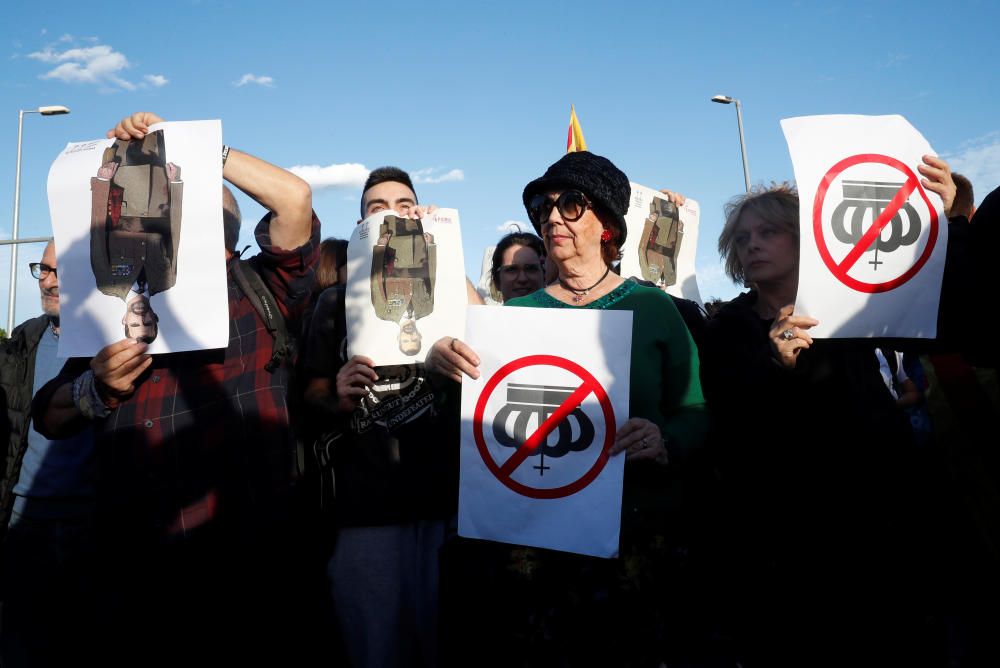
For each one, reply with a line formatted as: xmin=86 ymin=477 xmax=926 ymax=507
xmin=557 ymin=265 xmax=611 ymax=303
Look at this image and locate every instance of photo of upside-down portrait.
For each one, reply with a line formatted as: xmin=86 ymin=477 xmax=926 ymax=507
xmin=618 ymin=183 xmax=703 ymax=304
xmin=345 ymin=209 xmax=468 ymax=366
xmin=90 ymin=130 xmax=180 ymax=343
xmin=47 ymin=120 xmax=229 ymax=357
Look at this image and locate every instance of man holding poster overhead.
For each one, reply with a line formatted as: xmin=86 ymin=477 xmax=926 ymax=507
xmin=34 ymin=111 xmax=319 ymax=665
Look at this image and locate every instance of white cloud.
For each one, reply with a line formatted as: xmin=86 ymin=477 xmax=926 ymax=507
xmin=943 ymin=131 xmax=1000 ymax=205
xmin=29 ymin=44 xmax=135 ymax=90
xmin=287 ymin=163 xmax=467 ymax=192
xmin=496 ymin=220 xmax=528 ymax=233
xmin=411 ymin=167 xmax=464 ymax=184
xmin=234 ymin=73 xmax=274 ymax=87
xmin=27 ymin=40 xmax=164 ymax=92
xmin=287 ymin=163 xmax=370 ymax=190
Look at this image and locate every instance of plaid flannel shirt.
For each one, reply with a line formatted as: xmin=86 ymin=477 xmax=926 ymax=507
xmin=82 ymin=213 xmax=319 ymax=541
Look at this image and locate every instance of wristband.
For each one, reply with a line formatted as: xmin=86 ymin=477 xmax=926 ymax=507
xmin=222 ymin=144 xmax=231 ymax=167
xmin=72 ymin=371 xmax=112 ymax=420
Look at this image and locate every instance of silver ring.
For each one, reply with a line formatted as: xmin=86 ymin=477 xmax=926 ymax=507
xmin=450 ymin=337 xmax=460 ymax=352
xmin=781 ymin=328 xmax=795 ymax=341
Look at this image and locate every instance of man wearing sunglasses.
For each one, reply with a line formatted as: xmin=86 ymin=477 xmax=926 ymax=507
xmin=1 ymin=241 xmax=100 ymax=666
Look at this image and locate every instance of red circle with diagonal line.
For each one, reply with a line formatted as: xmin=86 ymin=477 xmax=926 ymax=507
xmin=473 ymin=354 xmax=616 ymax=499
xmin=813 ymin=153 xmax=939 ymax=293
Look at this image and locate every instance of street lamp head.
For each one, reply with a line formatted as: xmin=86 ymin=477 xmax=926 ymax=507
xmin=711 ymin=95 xmax=734 ymax=105
xmin=37 ymin=105 xmax=70 ymax=116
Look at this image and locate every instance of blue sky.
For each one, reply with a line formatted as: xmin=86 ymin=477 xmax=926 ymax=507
xmin=3 ymin=0 xmax=999 ymax=328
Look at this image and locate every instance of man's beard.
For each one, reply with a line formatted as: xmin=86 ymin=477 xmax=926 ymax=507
xmin=41 ymin=289 xmax=60 ymax=322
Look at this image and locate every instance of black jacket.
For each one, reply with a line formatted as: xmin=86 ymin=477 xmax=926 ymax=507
xmin=0 ymin=315 xmax=51 ymax=538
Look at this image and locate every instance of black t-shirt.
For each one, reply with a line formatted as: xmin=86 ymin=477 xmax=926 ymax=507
xmin=303 ymin=285 xmax=459 ymax=526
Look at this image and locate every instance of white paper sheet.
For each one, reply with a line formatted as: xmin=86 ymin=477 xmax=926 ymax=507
xmin=345 ymin=209 xmax=467 ymax=365
xmin=781 ymin=114 xmax=947 ymax=338
xmin=48 ymin=120 xmax=228 ymax=357
xmin=458 ymin=305 xmax=632 ymax=558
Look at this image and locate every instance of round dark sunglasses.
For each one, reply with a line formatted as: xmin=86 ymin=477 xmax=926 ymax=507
xmin=529 ymin=190 xmax=593 ymax=225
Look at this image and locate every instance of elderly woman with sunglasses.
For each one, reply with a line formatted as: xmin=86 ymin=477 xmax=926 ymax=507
xmin=432 ymin=152 xmax=708 ymax=666
xmin=435 ymin=152 xmax=706 ymax=464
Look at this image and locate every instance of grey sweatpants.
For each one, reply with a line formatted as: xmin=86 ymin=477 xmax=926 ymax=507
xmin=328 ymin=519 xmax=449 ymax=668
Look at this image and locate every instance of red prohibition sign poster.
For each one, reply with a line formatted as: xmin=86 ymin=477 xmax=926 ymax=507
xmin=472 ymin=354 xmax=616 ymax=499
xmin=813 ymin=153 xmax=939 ymax=294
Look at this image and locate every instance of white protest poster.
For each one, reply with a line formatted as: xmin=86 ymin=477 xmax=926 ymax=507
xmin=618 ymin=183 xmax=702 ymax=304
xmin=476 ymin=244 xmax=501 ymax=305
xmin=781 ymin=115 xmax=948 ymax=338
xmin=458 ymin=305 xmax=632 ymax=558
xmin=48 ymin=120 xmax=228 ymax=357
xmin=345 ymin=209 xmax=467 ymax=365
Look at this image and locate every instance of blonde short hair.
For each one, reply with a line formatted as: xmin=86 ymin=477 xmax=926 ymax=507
xmin=718 ymin=183 xmax=799 ymax=286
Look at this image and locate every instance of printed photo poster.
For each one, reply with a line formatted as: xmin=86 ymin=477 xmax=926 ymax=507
xmin=781 ymin=115 xmax=948 ymax=338
xmin=345 ymin=209 xmax=467 ymax=365
xmin=48 ymin=120 xmax=228 ymax=358
xmin=459 ymin=305 xmax=632 ymax=559
xmin=618 ymin=183 xmax=702 ymax=304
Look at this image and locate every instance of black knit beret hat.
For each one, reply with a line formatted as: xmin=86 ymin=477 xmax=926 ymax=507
xmin=522 ymin=151 xmax=631 ymax=244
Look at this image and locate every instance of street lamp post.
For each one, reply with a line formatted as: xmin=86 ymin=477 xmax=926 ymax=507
xmin=711 ymin=95 xmax=751 ymax=193
xmin=7 ymin=105 xmax=70 ymax=333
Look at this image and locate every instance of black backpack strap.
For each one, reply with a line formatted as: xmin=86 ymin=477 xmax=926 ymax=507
xmin=230 ymin=258 xmax=291 ymax=372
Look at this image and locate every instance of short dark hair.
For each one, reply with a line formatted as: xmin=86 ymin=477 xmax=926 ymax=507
xmin=360 ymin=167 xmax=418 ymax=218
xmin=222 ymin=185 xmax=242 ymax=252
xmin=490 ymin=232 xmax=546 ymax=290
xmin=952 ymin=172 xmax=975 ymax=219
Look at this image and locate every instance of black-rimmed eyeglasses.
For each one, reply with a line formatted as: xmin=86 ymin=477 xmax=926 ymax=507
xmin=528 ymin=190 xmax=593 ymax=225
xmin=29 ymin=263 xmax=57 ymax=280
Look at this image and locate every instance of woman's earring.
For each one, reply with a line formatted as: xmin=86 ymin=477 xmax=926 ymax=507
xmin=600 ymin=229 xmax=612 ymax=243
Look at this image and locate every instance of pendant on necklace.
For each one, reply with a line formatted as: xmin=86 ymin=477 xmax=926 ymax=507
xmin=572 ymin=293 xmax=585 ymax=303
